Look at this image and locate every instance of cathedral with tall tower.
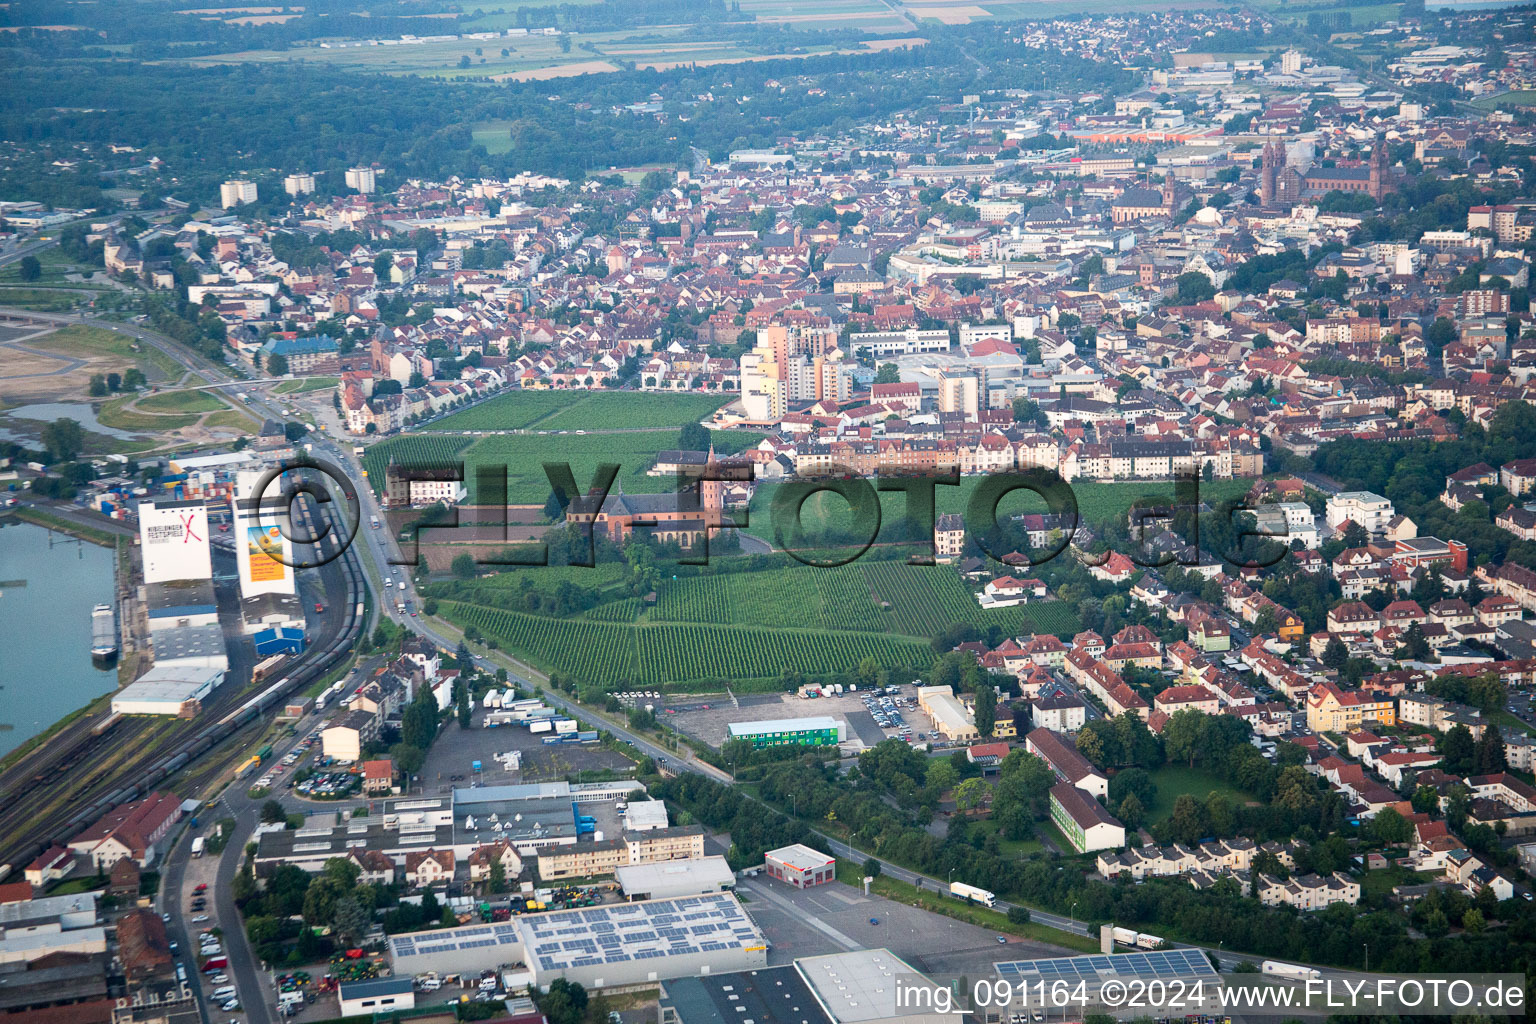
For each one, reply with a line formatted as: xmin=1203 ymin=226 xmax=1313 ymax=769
xmin=1258 ymin=139 xmax=1390 ymax=207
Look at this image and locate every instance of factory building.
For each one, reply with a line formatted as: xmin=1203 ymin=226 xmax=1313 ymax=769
xmin=386 ymin=893 xmax=767 ymax=990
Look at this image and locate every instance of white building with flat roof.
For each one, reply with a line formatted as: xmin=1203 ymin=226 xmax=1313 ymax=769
xmin=1326 ymin=492 xmax=1394 ymax=535
xmin=796 ymin=949 xmax=953 ymax=1024
xmin=615 ymin=857 xmax=736 ymax=901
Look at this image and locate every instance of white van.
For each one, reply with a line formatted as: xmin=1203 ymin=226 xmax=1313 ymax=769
xmin=212 ymin=986 xmax=237 ymax=1000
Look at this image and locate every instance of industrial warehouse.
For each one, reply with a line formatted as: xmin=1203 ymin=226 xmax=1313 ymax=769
xmin=659 ymin=949 xmax=952 ymax=1024
xmin=386 ymin=892 xmax=768 ymax=989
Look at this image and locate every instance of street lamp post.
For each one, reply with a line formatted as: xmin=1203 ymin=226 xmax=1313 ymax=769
xmin=1070 ymin=900 xmax=1078 ymax=929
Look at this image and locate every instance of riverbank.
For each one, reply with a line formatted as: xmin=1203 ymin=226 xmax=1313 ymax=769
xmin=5 ymin=506 xmax=121 ymax=547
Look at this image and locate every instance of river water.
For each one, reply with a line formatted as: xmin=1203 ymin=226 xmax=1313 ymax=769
xmin=0 ymin=521 xmax=119 ymax=755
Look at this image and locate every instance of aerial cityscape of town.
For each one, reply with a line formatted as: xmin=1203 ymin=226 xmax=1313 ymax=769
xmin=2 ymin=0 xmax=1536 ymax=1021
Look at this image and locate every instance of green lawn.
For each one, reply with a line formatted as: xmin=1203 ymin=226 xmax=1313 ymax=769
xmin=745 ymin=477 xmax=1250 ymax=548
xmin=471 ymin=120 xmax=518 ymax=155
xmin=96 ymin=396 xmax=197 ymax=431
xmin=1145 ymin=764 xmax=1252 ymax=821
xmin=0 ymin=247 xmax=108 ymax=287
xmin=370 ymin=427 xmax=759 ymax=505
xmin=1475 ymin=90 xmax=1536 ymax=110
xmin=971 ymin=817 xmax=1045 ymax=858
xmin=275 ymin=376 xmax=339 ymax=394
xmin=136 ymin=389 xmax=228 ymax=414
xmin=1359 ymin=863 xmax=1427 ymax=899
xmin=428 ymin=389 xmax=728 ymax=433
xmin=0 ymin=287 xmax=80 ymax=312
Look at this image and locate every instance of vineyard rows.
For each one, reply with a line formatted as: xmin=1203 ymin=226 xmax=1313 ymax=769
xmin=448 ymin=601 xmax=640 ymax=681
xmin=631 ymin=623 xmax=931 ymax=685
xmin=639 ymin=562 xmax=1080 ymax=640
xmin=361 ymin=435 xmax=473 ymax=496
xmin=442 ymin=599 xmax=933 ymax=684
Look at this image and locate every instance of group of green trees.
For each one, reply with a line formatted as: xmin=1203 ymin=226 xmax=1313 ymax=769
xmin=1313 ymin=401 xmax=1536 ymax=573
xmin=86 ymin=368 xmax=147 ymax=396
xmin=233 ymin=856 xmax=386 ymax=966
xmin=656 ymin=732 xmax=1535 ymax=974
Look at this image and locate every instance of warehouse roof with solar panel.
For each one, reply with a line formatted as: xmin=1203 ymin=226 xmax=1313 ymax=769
xmin=995 ymin=948 xmax=1219 ymax=985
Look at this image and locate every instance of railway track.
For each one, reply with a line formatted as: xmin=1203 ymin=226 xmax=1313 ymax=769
xmin=0 ymin=496 xmax=365 ymax=868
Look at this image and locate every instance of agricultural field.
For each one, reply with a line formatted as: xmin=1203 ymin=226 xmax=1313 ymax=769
xmin=429 ymin=389 xmax=727 ymax=433
xmin=441 ymin=599 xmax=934 ymax=684
xmin=740 ymin=0 xmax=906 ymax=29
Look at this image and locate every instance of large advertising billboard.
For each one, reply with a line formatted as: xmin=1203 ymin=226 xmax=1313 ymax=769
xmin=245 ymin=526 xmax=288 ymax=583
xmin=234 ymin=470 xmax=296 ymax=599
xmin=138 ymin=502 xmax=213 ymax=584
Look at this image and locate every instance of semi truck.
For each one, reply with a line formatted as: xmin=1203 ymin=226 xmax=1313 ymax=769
xmin=1111 ymin=927 xmax=1164 ymax=949
xmin=950 ymin=882 xmax=996 ymax=907
xmin=1262 ymin=961 xmax=1320 ymax=981
xmin=553 ymin=719 xmax=578 ymax=734
xmin=529 ymin=719 xmax=553 ymax=734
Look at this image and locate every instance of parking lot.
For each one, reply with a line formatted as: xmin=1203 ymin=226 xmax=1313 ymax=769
xmin=737 ymin=874 xmax=1075 ymax=977
xmin=415 ymin=706 xmax=639 ymax=797
xmin=661 ymin=684 xmax=939 ymax=751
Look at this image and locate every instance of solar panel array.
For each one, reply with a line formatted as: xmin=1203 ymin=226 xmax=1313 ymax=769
xmin=995 ymin=949 xmax=1217 ymax=983
xmin=519 ymin=893 xmax=761 ymax=972
xmin=391 ymin=922 xmax=521 ymax=963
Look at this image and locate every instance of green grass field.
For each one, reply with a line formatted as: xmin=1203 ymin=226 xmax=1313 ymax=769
xmin=205 ymin=408 xmax=262 ymax=433
xmin=1146 ymin=764 xmax=1252 ymax=821
xmin=0 ymin=248 xmax=111 ymax=288
xmin=380 ymin=427 xmax=759 ymax=505
xmin=1476 ymin=90 xmax=1536 ymax=110
xmin=136 ymin=389 xmax=228 ymax=414
xmin=274 ymin=376 xmax=339 ymax=394
xmin=747 ymin=477 xmax=1250 ymax=548
xmin=471 ymin=120 xmax=518 ymax=155
xmin=0 ymin=288 xmax=80 ymax=312
xmin=428 ymin=389 xmax=727 ymax=433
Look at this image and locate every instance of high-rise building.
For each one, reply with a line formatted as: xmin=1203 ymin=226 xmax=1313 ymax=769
xmin=219 ymin=179 xmax=257 ymax=209
xmin=1280 ymin=49 xmax=1304 ymax=74
xmin=345 ymin=166 xmax=377 ymax=194
xmin=283 ymin=172 xmax=316 ymax=196
xmin=937 ymin=369 xmax=979 ymax=416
